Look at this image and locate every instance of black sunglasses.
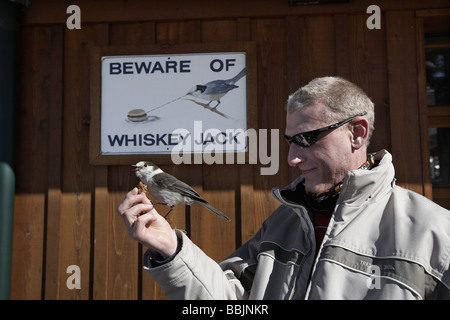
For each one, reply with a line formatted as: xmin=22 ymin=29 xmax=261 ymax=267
xmin=284 ymin=112 xmax=367 ymax=148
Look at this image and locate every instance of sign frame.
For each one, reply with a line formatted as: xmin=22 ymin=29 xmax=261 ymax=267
xmin=89 ymin=41 xmax=257 ymax=165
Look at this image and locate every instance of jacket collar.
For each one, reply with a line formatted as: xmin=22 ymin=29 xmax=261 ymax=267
xmin=272 ymin=150 xmax=395 ymax=208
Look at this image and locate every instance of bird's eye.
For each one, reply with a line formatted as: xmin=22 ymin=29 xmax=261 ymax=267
xmin=144 ymin=164 xmax=147 ymax=167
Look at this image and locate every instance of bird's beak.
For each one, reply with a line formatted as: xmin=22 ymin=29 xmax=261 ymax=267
xmin=131 ymin=165 xmax=140 ymax=172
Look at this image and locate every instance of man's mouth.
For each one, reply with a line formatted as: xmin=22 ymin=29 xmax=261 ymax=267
xmin=301 ymin=168 xmax=316 ymax=175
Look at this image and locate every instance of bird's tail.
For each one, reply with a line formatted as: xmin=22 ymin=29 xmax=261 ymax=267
xmin=229 ymin=67 xmax=246 ymax=85
xmin=200 ymin=202 xmax=231 ymax=222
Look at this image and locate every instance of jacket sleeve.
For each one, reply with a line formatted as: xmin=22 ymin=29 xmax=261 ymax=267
xmin=143 ymin=229 xmax=250 ymax=300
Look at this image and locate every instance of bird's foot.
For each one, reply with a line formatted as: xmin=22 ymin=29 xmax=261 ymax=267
xmin=203 ymin=101 xmax=212 ymax=109
xmin=163 ymin=205 xmax=175 ymax=219
xmin=211 ymin=101 xmax=221 ymax=111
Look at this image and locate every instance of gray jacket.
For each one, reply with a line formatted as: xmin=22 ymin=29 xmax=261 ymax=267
xmin=144 ymin=150 xmax=450 ymax=299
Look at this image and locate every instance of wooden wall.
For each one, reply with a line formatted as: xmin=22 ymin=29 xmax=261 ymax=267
xmin=10 ymin=0 xmax=450 ymax=299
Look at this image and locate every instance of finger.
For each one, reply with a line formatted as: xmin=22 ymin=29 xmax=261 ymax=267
xmin=130 ymin=188 xmax=154 ymax=206
xmin=133 ymin=211 xmax=158 ymax=232
xmin=117 ymin=188 xmax=138 ymax=215
xmin=117 ymin=188 xmax=150 ymax=215
xmin=129 ymin=212 xmax=157 ymax=239
xmin=121 ymin=203 xmax=154 ymax=229
xmin=138 ymin=192 xmax=152 ymax=205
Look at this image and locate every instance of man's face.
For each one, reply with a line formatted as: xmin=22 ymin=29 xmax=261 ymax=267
xmin=285 ymin=103 xmax=354 ymax=193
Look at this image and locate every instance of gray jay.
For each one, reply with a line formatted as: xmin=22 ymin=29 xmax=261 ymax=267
xmin=186 ymin=67 xmax=246 ymax=110
xmin=133 ymin=161 xmax=230 ymax=222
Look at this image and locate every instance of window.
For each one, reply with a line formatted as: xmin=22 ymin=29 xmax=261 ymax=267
xmin=429 ymin=127 xmax=450 ymax=187
xmin=423 ymin=30 xmax=450 ymax=209
xmin=425 ymin=45 xmax=450 ymax=106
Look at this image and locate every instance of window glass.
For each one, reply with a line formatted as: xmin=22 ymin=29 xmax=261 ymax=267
xmin=429 ymin=127 xmax=450 ymax=186
xmin=426 ymin=47 xmax=450 ymax=106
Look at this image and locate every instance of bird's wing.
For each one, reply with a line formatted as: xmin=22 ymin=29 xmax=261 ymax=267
xmin=152 ymin=173 xmax=207 ymax=204
xmin=152 ymin=171 xmax=230 ymax=221
xmin=203 ymin=80 xmax=238 ymax=95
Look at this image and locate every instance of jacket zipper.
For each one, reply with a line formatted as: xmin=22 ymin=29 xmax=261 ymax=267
xmin=289 ymin=207 xmax=316 ymax=300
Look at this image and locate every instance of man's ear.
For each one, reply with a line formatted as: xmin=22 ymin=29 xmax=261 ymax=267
xmin=350 ymin=117 xmax=370 ymax=150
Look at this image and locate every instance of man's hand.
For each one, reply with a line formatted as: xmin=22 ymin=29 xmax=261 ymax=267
xmin=117 ymin=188 xmax=178 ymax=259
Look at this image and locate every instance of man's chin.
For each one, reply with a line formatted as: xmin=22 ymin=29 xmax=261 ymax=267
xmin=304 ymin=181 xmax=331 ymax=194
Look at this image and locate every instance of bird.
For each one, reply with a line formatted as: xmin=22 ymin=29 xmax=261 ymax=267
xmin=133 ymin=161 xmax=230 ymax=222
xmin=186 ymin=67 xmax=246 ymax=110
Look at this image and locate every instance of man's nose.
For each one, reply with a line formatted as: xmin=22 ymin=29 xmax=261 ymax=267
xmin=287 ymin=144 xmax=305 ymax=167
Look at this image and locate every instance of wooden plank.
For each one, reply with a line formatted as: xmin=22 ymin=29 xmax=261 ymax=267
xmin=11 ymin=195 xmax=45 ymax=299
xmin=298 ymin=16 xmax=336 ymax=82
xmin=48 ymin=25 xmax=101 ymax=300
xmin=386 ymin=10 xmax=424 ymax=194
xmin=110 ymin=23 xmax=144 ymax=45
xmin=156 ymin=20 xmax=202 ymax=44
xmin=92 ymin=23 xmax=110 ymax=300
xmin=92 ymin=166 xmax=109 ymax=299
xmin=43 ymin=24 xmax=64 ymax=300
xmin=202 ymin=19 xmax=237 ymax=42
xmin=11 ymin=25 xmax=61 ymax=299
xmin=110 ymin=21 xmax=157 ymax=46
xmin=235 ymin=18 xmax=256 ymax=246
xmin=56 ymin=193 xmax=91 ymax=300
xmin=156 ymin=21 xmax=183 ymax=44
xmin=142 ymin=22 xmax=157 ymax=45
xmin=346 ymin=14 xmax=390 ymax=154
xmin=236 ymin=18 xmax=251 ymax=42
xmin=334 ymin=14 xmax=351 ymax=80
xmin=285 ymin=16 xmax=302 ymax=93
xmin=251 ymin=18 xmax=289 ymax=232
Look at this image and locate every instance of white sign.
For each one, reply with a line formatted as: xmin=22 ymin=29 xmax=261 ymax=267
xmin=100 ymin=52 xmax=247 ymax=155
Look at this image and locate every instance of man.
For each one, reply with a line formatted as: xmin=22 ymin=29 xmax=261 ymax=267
xmin=117 ymin=77 xmax=450 ymax=299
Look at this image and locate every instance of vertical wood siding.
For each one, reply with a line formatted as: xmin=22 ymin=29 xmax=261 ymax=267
xmin=11 ymin=0 xmax=444 ymax=299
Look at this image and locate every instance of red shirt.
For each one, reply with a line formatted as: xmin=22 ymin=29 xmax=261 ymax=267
xmin=312 ymin=210 xmax=333 ymax=255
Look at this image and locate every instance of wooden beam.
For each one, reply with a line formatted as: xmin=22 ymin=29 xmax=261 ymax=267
xmin=386 ymin=10 xmax=424 ymax=194
xmin=21 ymin=0 xmax=450 ymax=26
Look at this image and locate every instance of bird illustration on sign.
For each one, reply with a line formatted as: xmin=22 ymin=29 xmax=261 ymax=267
xmin=126 ymin=67 xmax=246 ymax=123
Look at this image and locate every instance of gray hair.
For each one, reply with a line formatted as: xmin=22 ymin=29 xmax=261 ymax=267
xmin=286 ymin=76 xmax=375 ymax=145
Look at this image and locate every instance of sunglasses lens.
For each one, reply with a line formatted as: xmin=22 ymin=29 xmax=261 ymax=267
xmin=295 ymin=134 xmax=315 ymax=147
xmin=284 ymin=133 xmax=316 ymax=148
